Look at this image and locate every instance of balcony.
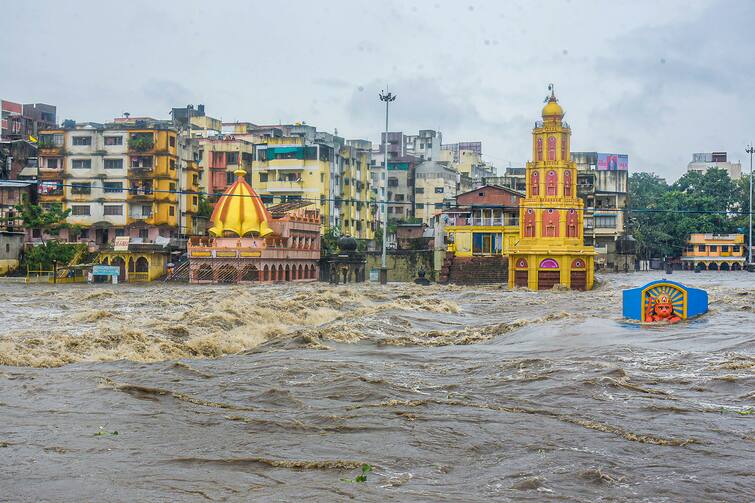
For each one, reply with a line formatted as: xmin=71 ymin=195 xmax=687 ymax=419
xmin=128 ymin=134 xmax=155 ymax=154
xmin=127 ymin=189 xmax=154 ymax=201
xmin=266 ymin=158 xmax=307 ymax=170
xmin=267 ymin=180 xmax=304 ymax=192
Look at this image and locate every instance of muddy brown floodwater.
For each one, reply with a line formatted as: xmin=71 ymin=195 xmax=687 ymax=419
xmin=1 ymin=271 xmax=753 ymax=501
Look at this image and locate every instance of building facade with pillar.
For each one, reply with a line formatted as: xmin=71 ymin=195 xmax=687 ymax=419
xmin=508 ymin=88 xmax=595 ymax=290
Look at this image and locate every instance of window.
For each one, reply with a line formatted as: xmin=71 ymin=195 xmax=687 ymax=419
xmin=130 ymin=156 xmax=153 ymax=168
xmin=387 ymin=177 xmax=399 ymax=187
xmin=104 ymin=205 xmax=123 ymax=216
xmin=192 ymin=174 xmax=198 ymax=185
xmin=547 ymin=136 xmax=556 ymax=161
xmin=169 ymin=183 xmax=176 ymax=192
xmin=594 ymin=215 xmax=616 ymax=228
xmin=104 ymin=136 xmax=123 ymax=145
xmin=434 ymin=187 xmax=444 ymax=194
xmin=226 ymin=171 xmax=234 ymax=185
xmin=395 ymin=194 xmax=404 ymax=201
xmin=416 ymin=203 xmax=425 ymax=209
xmin=71 ymin=205 xmax=90 ymax=216
xmin=169 ymin=206 xmax=175 ymax=216
xmin=698 ymin=245 xmax=705 ymax=252
xmin=40 ymin=133 xmax=63 ymax=146
xmin=259 ymin=173 xmax=268 ymax=183
xmin=103 ymin=182 xmax=123 ymax=193
xmin=141 ymin=205 xmax=152 ymax=216
xmin=139 ymin=228 xmax=149 ymax=240
xmin=415 ymin=187 xmax=424 ymax=194
xmin=169 ymin=135 xmax=176 ymax=147
xmin=104 ymin=158 xmax=123 ymax=170
xmin=115 ymin=228 xmax=125 ymax=237
xmin=169 ymin=159 xmax=176 ymax=170
xmin=72 ymin=136 xmax=92 ymax=146
xmin=709 ymin=245 xmax=718 ymax=252
xmin=192 ymin=195 xmax=198 ymax=206
xmin=46 ymin=158 xmax=61 ymax=169
xmin=226 ymin=152 xmax=238 ymax=165
xmin=721 ymin=245 xmax=729 ymax=252
xmin=733 ymin=245 xmax=740 ymax=252
xmin=71 ymin=182 xmax=91 ymax=194
xmin=72 ymin=159 xmax=91 ymax=169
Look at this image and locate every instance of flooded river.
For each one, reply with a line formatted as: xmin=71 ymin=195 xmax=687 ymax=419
xmin=1 ymin=272 xmax=753 ymax=501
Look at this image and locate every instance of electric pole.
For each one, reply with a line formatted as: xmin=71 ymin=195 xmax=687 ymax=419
xmin=746 ymin=144 xmax=754 ymax=266
xmin=379 ymin=89 xmax=396 ymax=284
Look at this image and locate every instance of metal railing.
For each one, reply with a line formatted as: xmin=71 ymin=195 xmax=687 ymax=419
xmin=129 ymin=272 xmax=150 ymax=282
xmin=25 ymin=269 xmax=53 ymax=284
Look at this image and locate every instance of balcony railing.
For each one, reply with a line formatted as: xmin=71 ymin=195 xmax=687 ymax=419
xmin=267 ymin=180 xmax=304 ymax=192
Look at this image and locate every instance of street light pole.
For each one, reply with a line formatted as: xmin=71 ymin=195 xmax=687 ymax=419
xmin=379 ymin=89 xmax=396 ymax=285
xmin=746 ymin=144 xmax=754 ymax=266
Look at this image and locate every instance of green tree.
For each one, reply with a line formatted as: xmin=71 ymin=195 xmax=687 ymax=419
xmin=628 ymin=169 xmax=746 ymax=259
xmin=197 ymin=193 xmax=214 ymax=218
xmin=14 ymin=202 xmax=71 ymax=242
xmin=22 ymin=241 xmax=85 ymax=272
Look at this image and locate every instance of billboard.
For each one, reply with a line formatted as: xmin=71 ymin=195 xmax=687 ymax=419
xmin=597 ymin=153 xmax=628 ymax=171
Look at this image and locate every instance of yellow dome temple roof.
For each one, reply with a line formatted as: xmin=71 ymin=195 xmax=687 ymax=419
xmin=541 ymin=84 xmax=564 ymax=119
xmin=208 ymin=169 xmax=274 ymax=238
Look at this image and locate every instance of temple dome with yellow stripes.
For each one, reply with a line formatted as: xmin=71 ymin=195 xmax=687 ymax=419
xmin=208 ymin=169 xmax=274 ymax=238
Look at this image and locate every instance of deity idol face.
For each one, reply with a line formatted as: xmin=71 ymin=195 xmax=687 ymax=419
xmin=653 ymin=295 xmax=674 ymax=318
xmin=654 ymin=303 xmax=673 ymax=318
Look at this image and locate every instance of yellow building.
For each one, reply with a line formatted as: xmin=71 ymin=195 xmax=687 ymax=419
xmin=251 ymin=134 xmax=374 ymax=239
xmin=681 ymin=233 xmax=745 ymax=271
xmin=37 ymin=120 xmax=197 ymax=246
xmin=444 ymin=185 xmax=522 ymax=257
xmin=508 ymin=88 xmax=595 ymax=290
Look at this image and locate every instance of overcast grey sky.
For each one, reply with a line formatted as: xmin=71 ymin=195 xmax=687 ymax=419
xmin=3 ymin=0 xmax=754 ymax=180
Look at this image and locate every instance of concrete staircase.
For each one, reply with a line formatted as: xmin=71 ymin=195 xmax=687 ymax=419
xmin=439 ymin=255 xmax=508 ymax=285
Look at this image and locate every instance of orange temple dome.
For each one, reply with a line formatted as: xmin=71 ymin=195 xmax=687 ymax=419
xmin=208 ymin=169 xmax=274 ymax=238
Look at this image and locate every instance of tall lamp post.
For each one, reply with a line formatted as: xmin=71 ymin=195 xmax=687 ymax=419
xmin=379 ymin=90 xmax=396 ymax=284
xmin=746 ymin=144 xmax=754 ymax=267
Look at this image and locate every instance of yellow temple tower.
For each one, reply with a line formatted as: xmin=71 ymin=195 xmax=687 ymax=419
xmin=508 ymin=86 xmax=595 ymax=290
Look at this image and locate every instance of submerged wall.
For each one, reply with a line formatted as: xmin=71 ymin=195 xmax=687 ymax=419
xmin=365 ymin=250 xmax=434 ymax=282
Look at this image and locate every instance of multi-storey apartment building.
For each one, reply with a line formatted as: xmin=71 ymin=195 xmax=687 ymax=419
xmin=249 ymin=124 xmax=374 ymax=239
xmin=687 ymin=152 xmax=742 ymax=179
xmin=2 ymin=99 xmax=56 ymax=140
xmin=195 ymin=135 xmax=255 ymax=196
xmin=371 ymin=155 xmax=420 ymax=223
xmin=414 ymin=160 xmax=467 ymax=225
xmin=571 ymin=151 xmax=633 ymax=270
xmin=36 ymin=118 xmax=199 ymax=246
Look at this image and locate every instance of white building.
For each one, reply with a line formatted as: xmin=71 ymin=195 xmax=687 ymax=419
xmin=687 ymin=152 xmax=742 ymax=179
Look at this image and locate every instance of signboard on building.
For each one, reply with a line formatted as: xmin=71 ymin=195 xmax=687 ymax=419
xmin=92 ymin=265 xmax=120 ymax=277
xmin=113 ymin=236 xmax=130 ymax=251
xmin=597 ymin=153 xmax=629 ymax=171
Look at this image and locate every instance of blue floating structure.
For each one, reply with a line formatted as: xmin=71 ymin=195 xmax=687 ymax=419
xmin=623 ymin=280 xmax=708 ymax=322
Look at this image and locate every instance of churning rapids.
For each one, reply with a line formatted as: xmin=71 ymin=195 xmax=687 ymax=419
xmin=1 ymin=272 xmax=753 ymax=502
